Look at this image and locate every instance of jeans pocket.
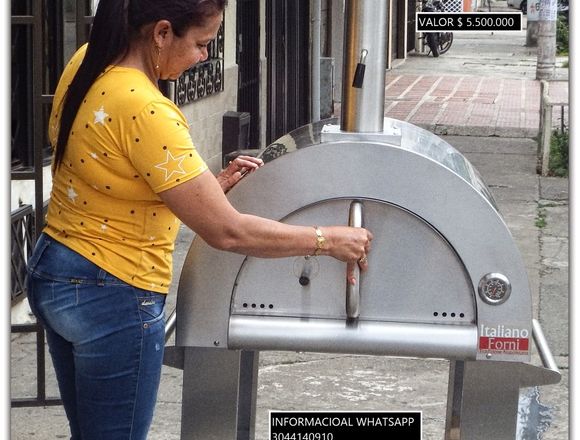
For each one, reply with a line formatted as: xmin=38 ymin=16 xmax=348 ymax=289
xmin=26 ymin=273 xmax=44 ymax=326
xmin=26 ymin=235 xmax=53 ymax=322
xmin=26 ymin=233 xmax=52 ymax=275
xmin=137 ymin=291 xmax=166 ymax=324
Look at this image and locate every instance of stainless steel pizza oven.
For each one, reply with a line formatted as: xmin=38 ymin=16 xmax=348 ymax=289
xmin=164 ymin=1 xmax=560 ymax=439
xmin=166 ymin=118 xmax=560 ymax=440
xmin=176 ymin=117 xmax=531 ymax=363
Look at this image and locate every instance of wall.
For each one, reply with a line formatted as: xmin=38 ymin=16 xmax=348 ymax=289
xmin=181 ymin=65 xmax=238 ymax=173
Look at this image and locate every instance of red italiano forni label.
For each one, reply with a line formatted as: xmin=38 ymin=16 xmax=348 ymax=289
xmin=479 ymin=336 xmax=530 ymax=354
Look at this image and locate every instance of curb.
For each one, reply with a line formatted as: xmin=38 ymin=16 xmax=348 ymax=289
xmin=416 ymin=123 xmax=539 ymax=138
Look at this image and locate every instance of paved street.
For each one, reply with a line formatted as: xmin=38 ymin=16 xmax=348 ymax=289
xmin=11 ymin=7 xmax=569 ymax=440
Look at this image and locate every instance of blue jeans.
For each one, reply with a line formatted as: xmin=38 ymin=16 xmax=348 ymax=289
xmin=26 ymin=234 xmax=167 ymax=440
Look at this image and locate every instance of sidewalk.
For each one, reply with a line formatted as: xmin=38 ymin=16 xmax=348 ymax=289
xmin=383 ymin=26 xmax=568 ymax=137
xmin=10 ymin=16 xmax=569 ymax=440
xmin=385 ymin=73 xmax=543 ymax=137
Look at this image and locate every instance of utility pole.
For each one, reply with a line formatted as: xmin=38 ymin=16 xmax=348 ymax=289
xmin=536 ymin=0 xmax=558 ymax=79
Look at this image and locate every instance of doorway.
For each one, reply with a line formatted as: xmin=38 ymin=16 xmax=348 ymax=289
xmin=236 ymin=0 xmax=261 ymax=148
xmin=266 ymin=0 xmax=311 ymax=144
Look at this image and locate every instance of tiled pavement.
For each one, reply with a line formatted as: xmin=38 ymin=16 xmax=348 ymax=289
xmin=383 ymin=73 xmax=568 ymax=137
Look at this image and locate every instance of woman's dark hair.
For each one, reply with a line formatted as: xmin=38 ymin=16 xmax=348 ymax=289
xmin=53 ymin=0 xmax=227 ymax=170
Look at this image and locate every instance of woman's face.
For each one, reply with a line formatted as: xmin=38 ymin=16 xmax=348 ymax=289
xmin=160 ymin=13 xmax=223 ymax=80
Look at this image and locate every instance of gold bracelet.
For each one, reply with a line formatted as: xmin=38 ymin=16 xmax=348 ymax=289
xmin=313 ymin=226 xmax=326 ymax=256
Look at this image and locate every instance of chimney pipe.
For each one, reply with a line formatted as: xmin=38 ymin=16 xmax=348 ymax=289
xmin=340 ymin=0 xmax=388 ymax=133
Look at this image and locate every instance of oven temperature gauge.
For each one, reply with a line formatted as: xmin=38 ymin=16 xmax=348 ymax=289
xmin=478 ymin=273 xmax=511 ymax=305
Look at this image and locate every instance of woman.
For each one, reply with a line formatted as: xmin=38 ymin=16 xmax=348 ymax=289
xmin=27 ymin=1 xmax=373 ymax=439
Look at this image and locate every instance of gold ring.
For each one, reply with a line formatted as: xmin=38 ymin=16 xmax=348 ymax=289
xmin=359 ymin=256 xmax=367 ymax=264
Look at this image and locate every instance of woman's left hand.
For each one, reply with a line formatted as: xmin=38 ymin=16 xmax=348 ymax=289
xmin=217 ymin=155 xmax=264 ymax=193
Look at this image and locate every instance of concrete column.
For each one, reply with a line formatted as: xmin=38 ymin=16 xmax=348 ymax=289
xmin=331 ymin=0 xmax=345 ymax=103
xmin=536 ymin=0 xmax=558 ymax=79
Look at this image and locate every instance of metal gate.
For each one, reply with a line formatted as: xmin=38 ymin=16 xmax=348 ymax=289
xmin=237 ymin=0 xmax=261 ymax=148
xmin=10 ymin=0 xmax=93 ymax=408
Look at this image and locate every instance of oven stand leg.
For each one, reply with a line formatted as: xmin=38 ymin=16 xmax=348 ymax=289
xmin=180 ymin=348 xmax=259 ymax=440
xmin=237 ymin=350 xmax=260 ymax=440
xmin=445 ymin=360 xmax=520 ymax=440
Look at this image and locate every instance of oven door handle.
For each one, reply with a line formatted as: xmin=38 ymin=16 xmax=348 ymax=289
xmin=346 ymin=200 xmax=363 ymax=319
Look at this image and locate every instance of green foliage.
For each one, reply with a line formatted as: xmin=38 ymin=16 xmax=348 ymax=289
xmin=556 ymin=16 xmax=569 ymax=55
xmin=535 ymin=208 xmax=547 ymax=229
xmin=549 ymin=129 xmax=569 ymax=177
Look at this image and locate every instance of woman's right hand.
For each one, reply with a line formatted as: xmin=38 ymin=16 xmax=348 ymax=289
xmin=320 ymin=226 xmax=372 ymax=262
xmin=159 ymin=171 xmax=374 ymax=273
xmin=319 ymin=226 xmax=373 ymax=285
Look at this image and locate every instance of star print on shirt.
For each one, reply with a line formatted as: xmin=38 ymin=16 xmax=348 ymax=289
xmin=67 ymin=186 xmax=78 ymax=203
xmin=154 ymin=151 xmax=187 ymax=182
xmin=93 ymin=106 xmax=109 ymax=125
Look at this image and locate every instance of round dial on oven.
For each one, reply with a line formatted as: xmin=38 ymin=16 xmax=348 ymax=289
xmin=478 ymin=273 xmax=511 ymax=305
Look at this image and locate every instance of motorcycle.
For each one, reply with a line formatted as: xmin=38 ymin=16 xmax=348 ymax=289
xmin=421 ymin=0 xmax=454 ymax=57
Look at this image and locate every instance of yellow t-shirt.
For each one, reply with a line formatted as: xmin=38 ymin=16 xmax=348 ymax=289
xmin=45 ymin=44 xmax=208 ymax=293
